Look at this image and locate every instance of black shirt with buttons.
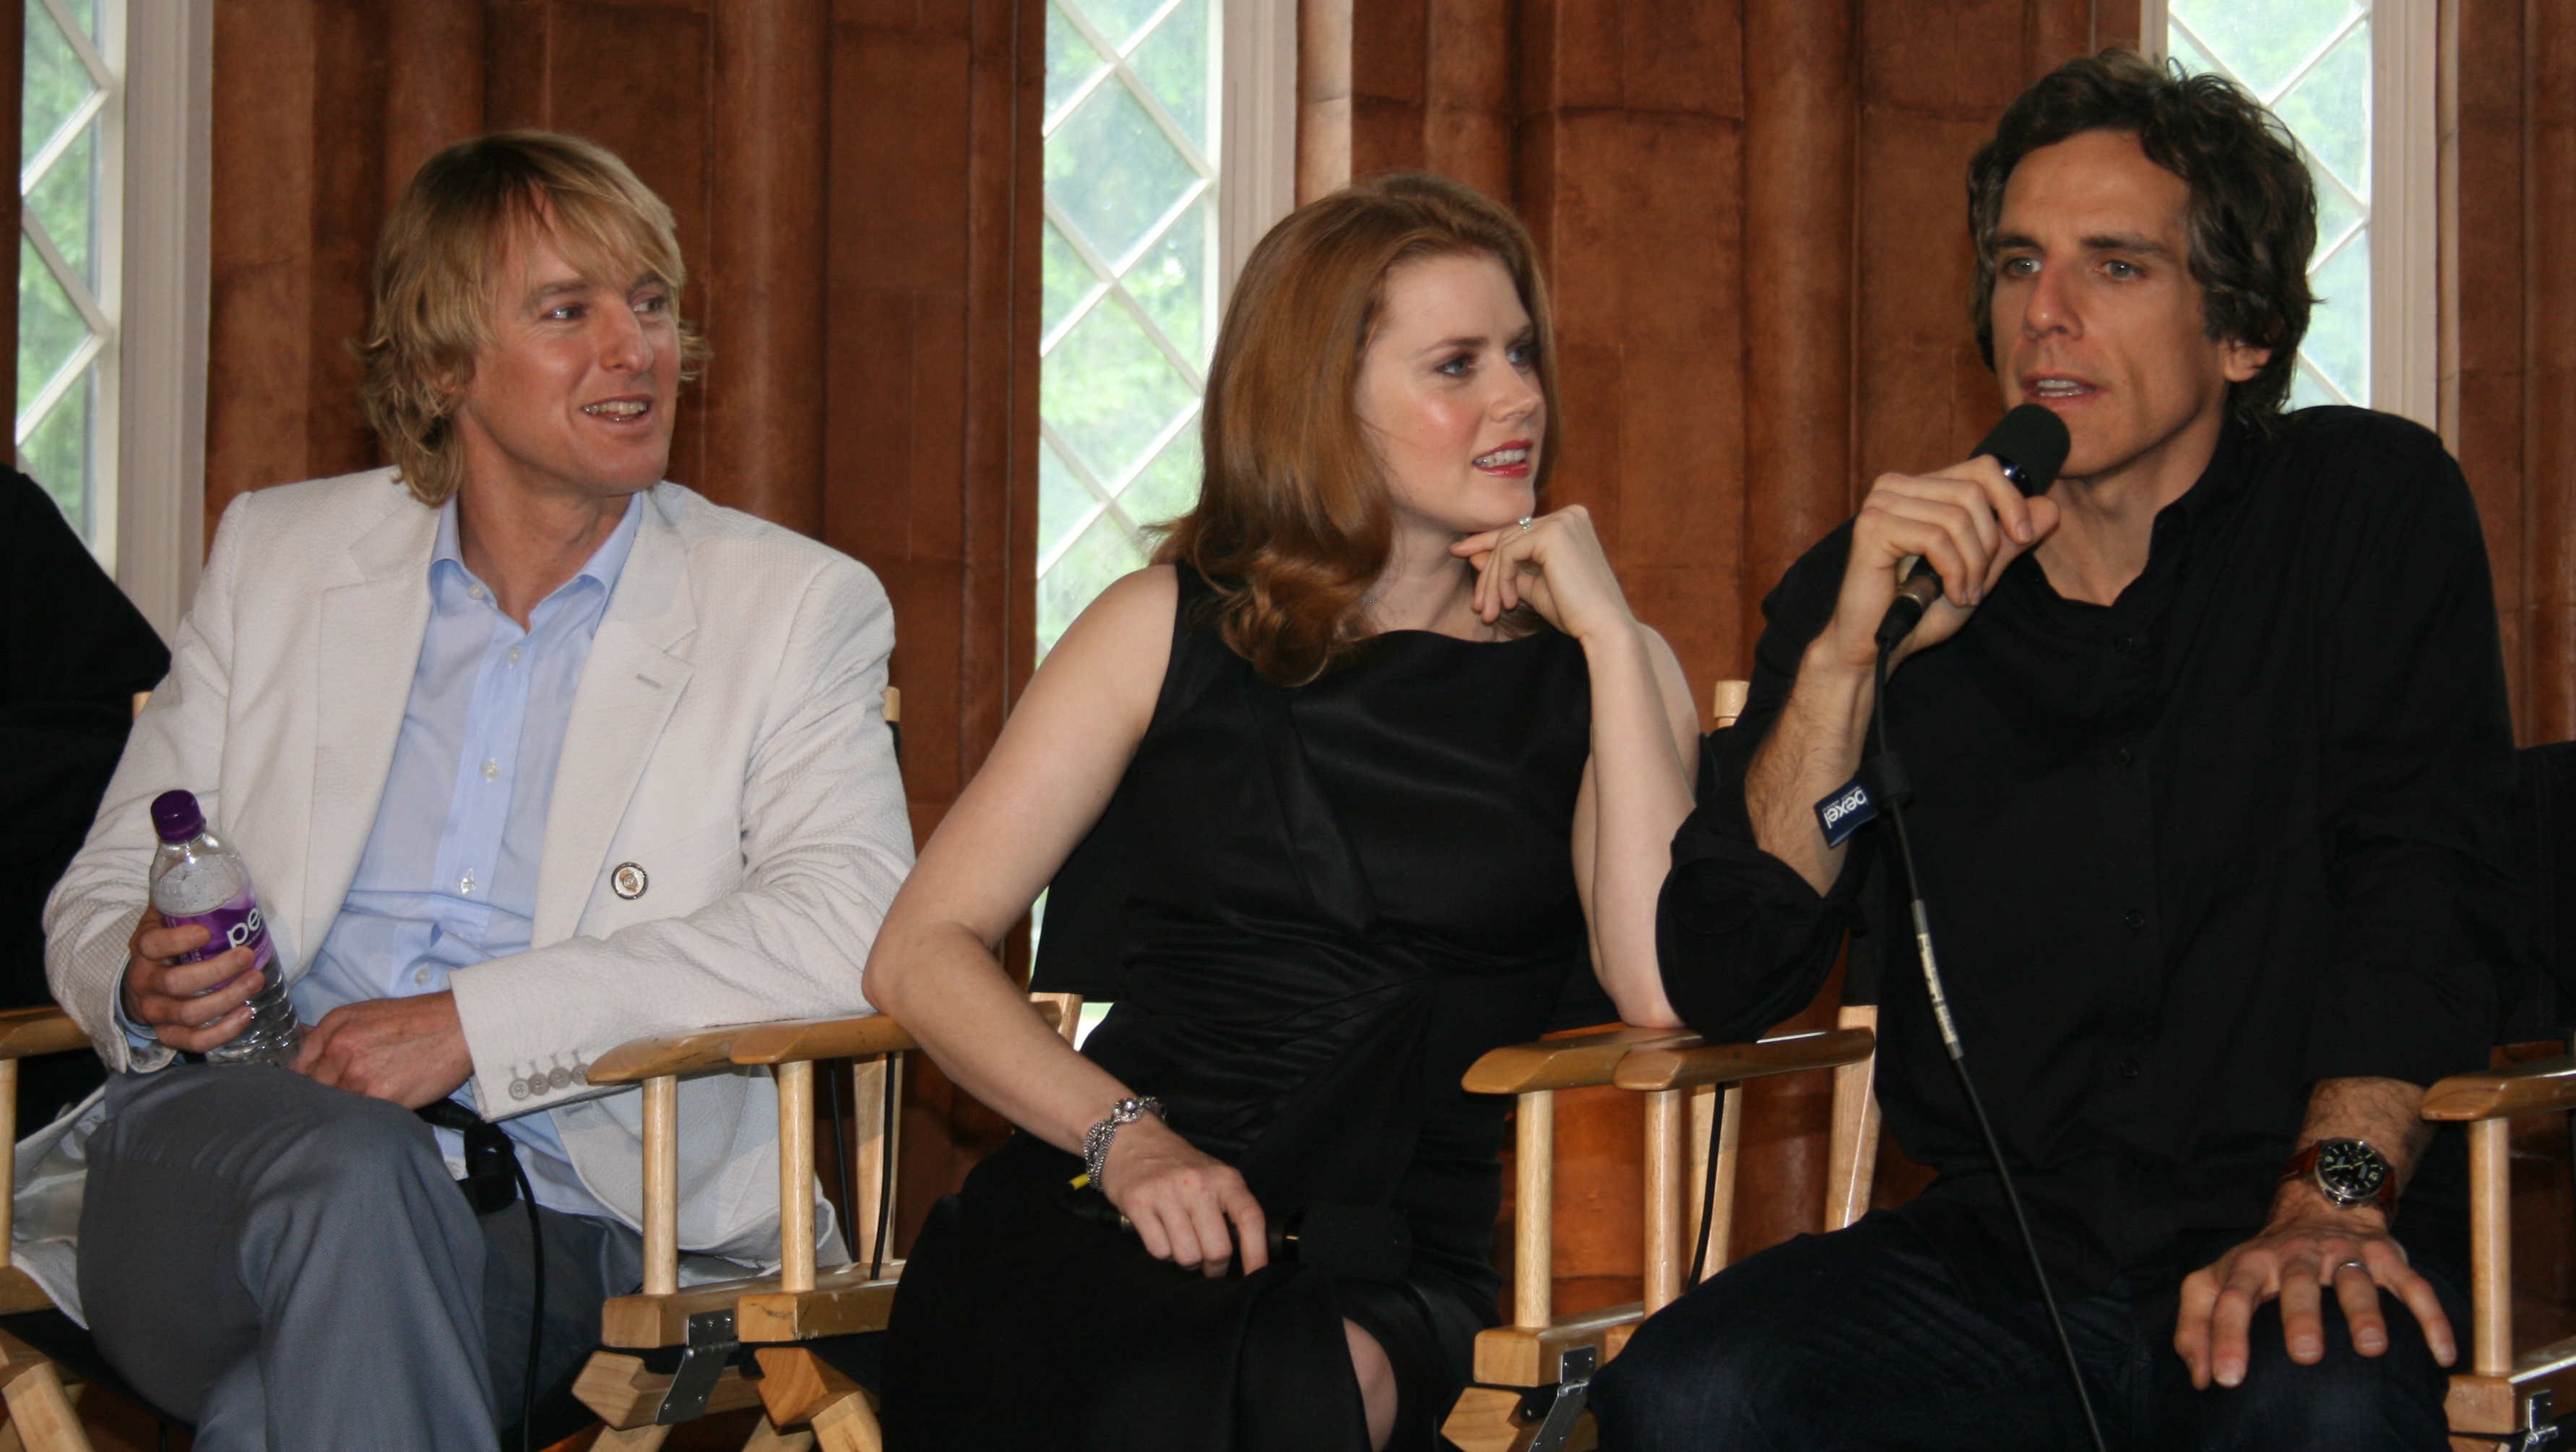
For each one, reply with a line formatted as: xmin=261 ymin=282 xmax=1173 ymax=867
xmin=1659 ymin=407 xmax=2524 ymax=1298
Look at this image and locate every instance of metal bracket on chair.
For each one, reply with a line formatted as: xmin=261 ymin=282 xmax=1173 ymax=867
xmin=2522 ymin=1388 xmax=2562 ymax=1451
xmin=652 ymin=1308 xmax=740 ymax=1425
xmin=1516 ymin=1344 xmax=1596 ymax=1452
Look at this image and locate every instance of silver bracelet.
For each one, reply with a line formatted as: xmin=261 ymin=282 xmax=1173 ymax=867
xmin=1083 ymin=1096 xmax=1164 ymax=1189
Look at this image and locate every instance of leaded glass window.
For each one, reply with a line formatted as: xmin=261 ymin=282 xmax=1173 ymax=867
xmin=2168 ymin=0 xmax=2371 ymax=408
xmin=1040 ymin=0 xmax=1218 ymax=656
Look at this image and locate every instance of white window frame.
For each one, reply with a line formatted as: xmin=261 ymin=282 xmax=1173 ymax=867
xmin=2140 ymin=0 xmax=2442 ymax=431
xmin=20 ymin=0 xmax=124 ymax=565
xmin=111 ymin=0 xmax=210 ymax=641
xmin=1218 ymin=0 xmax=1295 ymax=303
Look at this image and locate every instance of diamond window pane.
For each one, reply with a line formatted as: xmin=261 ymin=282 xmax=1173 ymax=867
xmin=1039 ymin=511 xmax=1149 ymax=655
xmin=1040 ymin=438 xmax=1099 ymax=565
xmin=26 ymin=119 xmax=95 ymax=287
xmin=2304 ymin=226 xmax=2370 ymax=402
xmin=18 ymin=234 xmax=88 ymax=415
xmin=1042 ymin=0 xmax=1215 ymax=657
xmin=1047 ymin=77 xmax=1201 ymax=267
xmin=1125 ymin=198 xmax=1209 ymax=364
xmin=1066 ymin=0 xmax=1169 ymax=53
xmin=59 ymin=0 xmax=94 ymax=40
xmin=1120 ymin=428 xmax=1202 ymax=530
xmin=2169 ymin=0 xmax=2362 ymax=101
xmin=2271 ymin=22 xmax=2370 ymax=198
xmin=1042 ymin=293 xmax=1198 ymax=486
xmin=22 ymin=0 xmax=95 ymax=165
xmin=1126 ymin=0 xmax=1212 ymax=154
xmin=22 ymin=360 xmax=88 ymax=532
xmin=2314 ymin=172 xmax=2364 ymax=257
xmin=1044 ymin=1 xmax=1110 ymax=128
xmin=1043 ymin=219 xmax=1105 ymax=345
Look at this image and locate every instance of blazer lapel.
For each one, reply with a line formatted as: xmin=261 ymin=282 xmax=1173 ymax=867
xmin=532 ymin=488 xmax=697 ymax=946
xmin=301 ymin=497 xmax=439 ymax=965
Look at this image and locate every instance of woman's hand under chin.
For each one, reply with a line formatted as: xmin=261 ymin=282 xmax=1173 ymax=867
xmin=1451 ymin=504 xmax=1638 ymax=643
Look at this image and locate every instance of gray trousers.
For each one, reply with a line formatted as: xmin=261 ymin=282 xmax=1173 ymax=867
xmin=77 ymin=1066 xmax=642 ymax=1451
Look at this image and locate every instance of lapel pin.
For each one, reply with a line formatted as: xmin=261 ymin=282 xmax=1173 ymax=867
xmin=612 ymin=863 xmax=649 ymax=900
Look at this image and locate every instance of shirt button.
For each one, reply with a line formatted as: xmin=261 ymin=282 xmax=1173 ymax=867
xmin=2118 ymin=1057 xmax=2142 ymax=1079
xmin=2123 ymin=908 xmax=2146 ymax=930
xmin=507 ymin=647 xmax=522 ymax=667
xmin=2113 ymin=747 xmax=2133 ymax=768
xmin=468 ymin=584 xmax=487 ymax=602
xmin=459 ymin=870 xmax=477 ymax=896
xmin=413 ymin=968 xmax=430 ymax=986
xmin=481 ymin=759 xmax=499 ymax=781
xmin=2112 ymin=634 xmax=2135 ymax=653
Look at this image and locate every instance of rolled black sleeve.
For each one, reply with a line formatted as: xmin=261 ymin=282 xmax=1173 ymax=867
xmin=1656 ymin=524 xmax=1873 ymax=1042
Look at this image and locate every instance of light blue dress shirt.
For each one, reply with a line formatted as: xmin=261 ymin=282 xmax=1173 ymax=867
xmin=294 ymin=493 xmax=642 ymax=1218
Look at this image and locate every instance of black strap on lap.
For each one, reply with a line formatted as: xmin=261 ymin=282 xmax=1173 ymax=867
xmin=415 ymin=1098 xmax=543 ymax=1452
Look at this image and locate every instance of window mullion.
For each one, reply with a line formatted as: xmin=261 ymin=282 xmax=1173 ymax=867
xmin=17 ymin=333 xmax=104 ymax=444
xmin=21 ymin=87 xmax=108 ymax=196
xmin=34 ymin=0 xmax=113 ymax=91
xmin=23 ymin=209 xmax=112 ymax=335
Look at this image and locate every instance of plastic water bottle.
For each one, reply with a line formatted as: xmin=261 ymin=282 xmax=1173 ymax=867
xmin=147 ymin=790 xmax=300 ymax=1066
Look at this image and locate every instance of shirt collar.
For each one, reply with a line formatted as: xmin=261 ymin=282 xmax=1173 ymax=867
xmin=431 ymin=491 xmax=646 ymax=605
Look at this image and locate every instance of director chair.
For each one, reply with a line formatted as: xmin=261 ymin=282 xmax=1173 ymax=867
xmin=574 ymin=990 xmax=1082 ymax=1451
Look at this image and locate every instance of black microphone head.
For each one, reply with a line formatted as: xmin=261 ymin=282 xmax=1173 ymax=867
xmin=1975 ymin=403 xmax=2072 ymax=497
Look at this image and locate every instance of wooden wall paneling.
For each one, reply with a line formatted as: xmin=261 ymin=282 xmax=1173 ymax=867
xmin=303 ymin=3 xmax=389 ymax=483
xmin=2522 ymin=0 xmax=2576 ymax=745
xmin=1421 ymin=0 xmax=1516 ymax=202
xmin=1510 ymin=0 xmax=1748 ymax=1302
xmin=204 ymin=0 xmax=320 ymax=532
xmin=1716 ymin=0 xmax=1857 ymax=1266
xmin=382 ymin=0 xmax=486 ymax=209
xmin=817 ymin=0 xmax=1039 ymax=1250
xmin=1296 ymin=0 xmax=1353 ymax=201
xmin=703 ymin=0 xmax=829 ymax=532
xmin=2455 ymin=0 xmax=2529 ymax=738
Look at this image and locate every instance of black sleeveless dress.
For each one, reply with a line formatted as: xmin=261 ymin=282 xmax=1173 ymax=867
xmin=879 ymin=569 xmax=1597 ymax=1451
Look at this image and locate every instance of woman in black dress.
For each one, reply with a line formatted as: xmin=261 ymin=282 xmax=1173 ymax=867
xmin=866 ymin=174 xmax=1700 ymax=1451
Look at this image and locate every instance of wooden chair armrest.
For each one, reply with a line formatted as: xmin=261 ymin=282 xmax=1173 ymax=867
xmin=0 ymin=1009 xmax=86 ymax=1062
xmin=2421 ymin=1055 xmax=2576 ymax=1122
xmin=587 ymin=1025 xmax=764 ymax=1084
xmin=1612 ymin=1027 xmax=1875 ymax=1092
xmin=1461 ymin=1024 xmax=1702 ymax=1095
xmin=728 ymin=998 xmax=1066 ymax=1067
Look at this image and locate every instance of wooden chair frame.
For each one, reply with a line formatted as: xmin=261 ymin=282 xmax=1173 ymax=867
xmin=0 ymin=1006 xmax=113 ymax=1452
xmin=2424 ymin=1054 xmax=2576 ymax=1451
xmin=576 ymin=991 xmax=1081 ymax=1451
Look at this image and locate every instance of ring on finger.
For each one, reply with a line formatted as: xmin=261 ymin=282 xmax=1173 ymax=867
xmin=1518 ymin=516 xmax=1533 ymax=532
xmin=2331 ymin=1259 xmax=2369 ymax=1277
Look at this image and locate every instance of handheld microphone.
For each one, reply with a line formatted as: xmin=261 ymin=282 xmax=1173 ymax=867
xmin=1872 ymin=404 xmax=2072 ymax=652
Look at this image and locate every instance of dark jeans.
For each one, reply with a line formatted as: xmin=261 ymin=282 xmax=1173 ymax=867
xmin=1591 ymin=1211 xmax=2468 ymax=1452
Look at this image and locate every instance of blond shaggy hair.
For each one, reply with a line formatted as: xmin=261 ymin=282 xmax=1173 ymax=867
xmin=358 ymin=131 xmax=707 ymax=506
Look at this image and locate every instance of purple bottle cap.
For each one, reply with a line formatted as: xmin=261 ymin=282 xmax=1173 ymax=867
xmin=150 ymin=790 xmax=205 ymax=844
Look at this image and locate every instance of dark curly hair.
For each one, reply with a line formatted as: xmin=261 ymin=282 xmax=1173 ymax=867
xmin=1968 ymin=50 xmax=2317 ymax=431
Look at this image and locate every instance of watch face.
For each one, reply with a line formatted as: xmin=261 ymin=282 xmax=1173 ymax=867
xmin=2315 ymin=1139 xmax=2390 ymax=1201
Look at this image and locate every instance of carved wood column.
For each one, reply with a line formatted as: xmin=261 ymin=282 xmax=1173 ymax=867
xmin=702 ymin=0 xmax=829 ymax=535
xmin=2523 ymin=0 xmax=2576 ymax=743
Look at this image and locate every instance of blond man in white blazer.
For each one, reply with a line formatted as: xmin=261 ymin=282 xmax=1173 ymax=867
xmin=33 ymin=132 xmax=908 ymax=1449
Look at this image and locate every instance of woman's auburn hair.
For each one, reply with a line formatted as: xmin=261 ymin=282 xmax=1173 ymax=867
xmin=357 ymin=130 xmax=709 ymax=507
xmin=1153 ymin=172 xmax=1559 ymax=686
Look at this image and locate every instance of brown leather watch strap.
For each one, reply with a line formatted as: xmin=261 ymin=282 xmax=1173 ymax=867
xmin=2280 ymin=1141 xmax=2399 ymax=1210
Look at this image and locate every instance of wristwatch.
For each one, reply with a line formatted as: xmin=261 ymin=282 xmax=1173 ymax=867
xmin=2280 ymin=1138 xmax=2398 ymax=1212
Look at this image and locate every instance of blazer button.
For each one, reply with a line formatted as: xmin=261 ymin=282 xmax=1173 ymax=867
xmin=549 ymin=1065 xmax=573 ymax=1091
xmin=2122 ymin=908 xmax=2146 ymax=930
xmin=612 ymin=863 xmax=649 ymax=900
xmin=509 ymin=1077 xmax=531 ymax=1102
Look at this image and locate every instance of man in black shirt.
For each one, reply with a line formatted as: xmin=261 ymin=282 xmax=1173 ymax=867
xmin=1593 ymin=53 xmax=2518 ymax=1452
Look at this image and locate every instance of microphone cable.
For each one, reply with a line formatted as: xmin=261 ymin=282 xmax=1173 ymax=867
xmin=1872 ymin=641 xmax=2109 ymax=1452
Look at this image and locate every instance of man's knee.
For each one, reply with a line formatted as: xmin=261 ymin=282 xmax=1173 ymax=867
xmin=2188 ymin=1293 xmax=2452 ymax=1451
xmin=1592 ymin=1284 xmax=1783 ymax=1448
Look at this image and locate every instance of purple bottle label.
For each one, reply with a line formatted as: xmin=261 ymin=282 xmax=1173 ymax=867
xmin=168 ymin=885 xmax=276 ymax=977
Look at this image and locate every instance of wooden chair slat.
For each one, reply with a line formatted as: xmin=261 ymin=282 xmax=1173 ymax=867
xmin=1612 ymin=1027 xmax=1876 ymax=1092
xmin=2422 ymin=1055 xmax=2576 ymax=1121
xmin=1460 ymin=1024 xmax=1700 ymax=1095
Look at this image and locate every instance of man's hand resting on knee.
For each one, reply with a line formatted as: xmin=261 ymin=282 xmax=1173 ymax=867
xmin=291 ymin=993 xmax=473 ymax=1108
xmin=2174 ymin=1076 xmax=2455 ymax=1390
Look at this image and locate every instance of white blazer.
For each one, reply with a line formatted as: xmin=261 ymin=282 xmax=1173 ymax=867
xmin=37 ymin=469 xmax=912 ymax=1280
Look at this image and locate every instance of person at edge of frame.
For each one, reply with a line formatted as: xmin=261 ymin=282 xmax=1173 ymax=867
xmin=27 ymin=130 xmax=910 ymax=1450
xmin=1594 ymin=48 xmax=2524 ymax=1452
